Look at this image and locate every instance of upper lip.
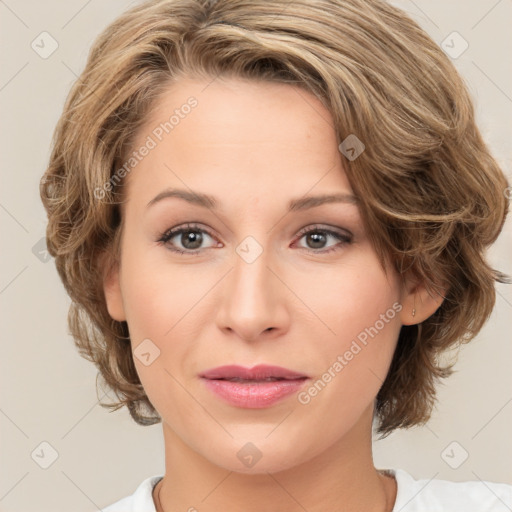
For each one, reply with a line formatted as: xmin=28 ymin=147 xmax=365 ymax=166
xmin=199 ymin=364 xmax=309 ymax=380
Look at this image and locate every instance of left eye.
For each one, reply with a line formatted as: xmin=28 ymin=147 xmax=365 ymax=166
xmin=157 ymin=224 xmax=352 ymax=255
xmin=294 ymin=227 xmax=352 ymax=253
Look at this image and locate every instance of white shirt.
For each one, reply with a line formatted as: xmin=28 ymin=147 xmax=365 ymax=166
xmin=101 ymin=468 xmax=512 ymax=511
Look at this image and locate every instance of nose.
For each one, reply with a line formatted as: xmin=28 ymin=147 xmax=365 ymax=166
xmin=215 ymin=243 xmax=290 ymax=342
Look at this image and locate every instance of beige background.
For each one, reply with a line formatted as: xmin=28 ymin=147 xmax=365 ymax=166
xmin=0 ymin=0 xmax=511 ymax=510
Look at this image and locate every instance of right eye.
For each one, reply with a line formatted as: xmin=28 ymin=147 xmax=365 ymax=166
xmin=157 ymin=223 xmax=221 ymax=255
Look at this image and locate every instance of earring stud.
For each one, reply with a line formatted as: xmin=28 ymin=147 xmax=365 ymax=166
xmin=412 ymin=308 xmax=416 ymax=317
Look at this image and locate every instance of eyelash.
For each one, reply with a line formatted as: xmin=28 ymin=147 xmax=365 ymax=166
xmin=156 ymin=223 xmax=353 ymax=256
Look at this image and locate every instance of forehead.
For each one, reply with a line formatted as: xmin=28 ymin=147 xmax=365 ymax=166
xmin=122 ymin=77 xmax=353 ymax=211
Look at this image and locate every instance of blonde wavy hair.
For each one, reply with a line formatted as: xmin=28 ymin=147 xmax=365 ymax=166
xmin=40 ymin=0 xmax=509 ymax=434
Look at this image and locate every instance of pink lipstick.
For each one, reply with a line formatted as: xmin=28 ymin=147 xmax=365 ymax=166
xmin=199 ymin=364 xmax=309 ymax=408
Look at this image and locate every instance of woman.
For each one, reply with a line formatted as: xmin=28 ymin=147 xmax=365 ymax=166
xmin=40 ymin=0 xmax=511 ymax=510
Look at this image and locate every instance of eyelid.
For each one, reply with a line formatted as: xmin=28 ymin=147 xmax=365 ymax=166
xmin=159 ymin=222 xmax=215 ymax=240
xmin=295 ymin=224 xmax=353 ymax=239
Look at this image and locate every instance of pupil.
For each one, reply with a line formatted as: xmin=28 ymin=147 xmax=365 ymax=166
xmin=308 ymin=232 xmax=326 ymax=248
xmin=182 ymin=230 xmax=202 ymax=249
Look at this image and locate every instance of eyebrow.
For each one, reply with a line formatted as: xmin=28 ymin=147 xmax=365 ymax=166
xmin=146 ymin=188 xmax=358 ymax=212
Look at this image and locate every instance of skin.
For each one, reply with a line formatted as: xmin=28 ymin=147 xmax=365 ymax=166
xmin=103 ymin=77 xmax=443 ymax=512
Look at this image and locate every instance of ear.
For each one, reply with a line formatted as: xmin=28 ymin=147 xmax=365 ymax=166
xmin=99 ymin=250 xmax=126 ymax=322
xmin=399 ymin=276 xmax=446 ymax=326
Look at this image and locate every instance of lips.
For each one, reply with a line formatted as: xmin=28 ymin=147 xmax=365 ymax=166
xmin=199 ymin=364 xmax=309 ymax=381
xmin=199 ymin=365 xmax=309 ymax=408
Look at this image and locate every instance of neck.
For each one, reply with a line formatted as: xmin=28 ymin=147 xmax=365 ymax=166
xmin=154 ymin=407 xmax=396 ymax=512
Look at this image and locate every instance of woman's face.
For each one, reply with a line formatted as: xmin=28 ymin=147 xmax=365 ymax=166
xmin=104 ymin=77 xmax=411 ymax=474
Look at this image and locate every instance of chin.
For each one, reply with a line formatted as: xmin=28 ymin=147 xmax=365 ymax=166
xmin=222 ymin=455 xmax=301 ymax=476
xmin=202 ymin=435 xmax=314 ymax=476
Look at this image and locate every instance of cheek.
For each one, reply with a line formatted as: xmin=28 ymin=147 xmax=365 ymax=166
xmin=120 ymin=243 xmax=213 ymax=340
xmin=119 ymin=251 xmax=207 ymax=413
xmin=119 ymin=246 xmax=221 ymax=397
xmin=298 ymin=249 xmax=401 ymax=348
xmin=295 ymin=249 xmax=402 ymax=401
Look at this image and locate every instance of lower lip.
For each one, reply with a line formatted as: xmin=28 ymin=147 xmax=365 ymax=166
xmin=201 ymin=378 xmax=308 ymax=408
